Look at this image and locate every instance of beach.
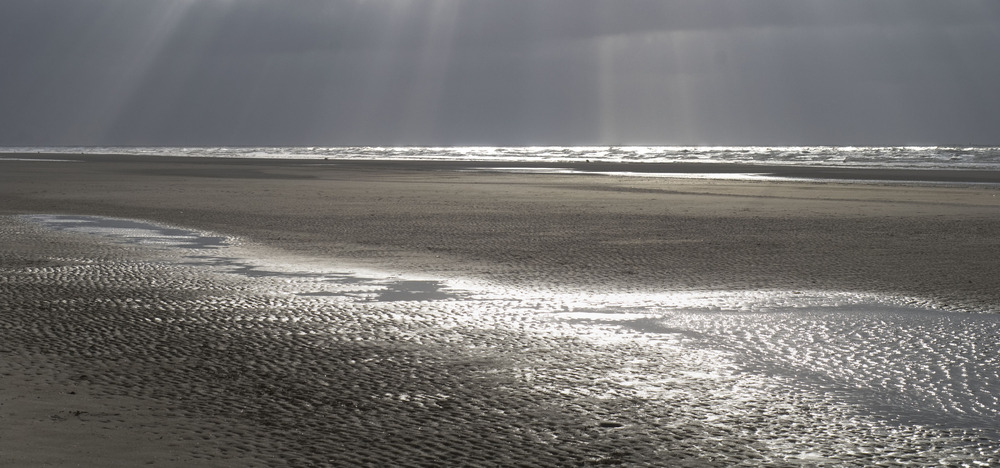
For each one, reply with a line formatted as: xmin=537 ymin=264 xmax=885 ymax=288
xmin=4 ymin=154 xmax=1000 ymax=305
xmin=2 ymin=154 xmax=1000 ymax=465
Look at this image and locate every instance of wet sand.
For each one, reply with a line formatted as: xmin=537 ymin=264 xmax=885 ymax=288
xmin=2 ymin=154 xmax=1000 ymax=465
xmin=3 ymin=154 xmax=999 ymax=306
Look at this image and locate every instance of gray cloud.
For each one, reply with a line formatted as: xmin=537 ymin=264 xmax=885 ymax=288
xmin=1 ymin=0 xmax=998 ymax=145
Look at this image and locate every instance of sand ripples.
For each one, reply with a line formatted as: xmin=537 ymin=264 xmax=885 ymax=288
xmin=2 ymin=215 xmax=998 ymax=466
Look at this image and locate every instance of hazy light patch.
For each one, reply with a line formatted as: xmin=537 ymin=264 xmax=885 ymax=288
xmin=591 ymin=25 xmax=701 ymax=143
xmin=85 ymin=1 xmax=204 ymax=142
xmin=397 ymin=0 xmax=461 ymax=141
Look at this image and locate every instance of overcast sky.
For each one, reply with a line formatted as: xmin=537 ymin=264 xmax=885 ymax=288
xmin=2 ymin=0 xmax=999 ymax=146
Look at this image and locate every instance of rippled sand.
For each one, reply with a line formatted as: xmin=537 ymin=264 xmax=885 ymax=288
xmin=2 ymin=214 xmax=999 ymax=466
xmin=2 ymin=157 xmax=1000 ymax=466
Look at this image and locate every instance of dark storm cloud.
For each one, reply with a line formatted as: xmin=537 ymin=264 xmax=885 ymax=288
xmin=1 ymin=0 xmax=999 ymax=145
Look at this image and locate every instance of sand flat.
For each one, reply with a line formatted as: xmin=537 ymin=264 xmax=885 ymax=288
xmin=2 ymin=154 xmax=998 ymax=304
xmin=2 ymin=154 xmax=1000 ymax=465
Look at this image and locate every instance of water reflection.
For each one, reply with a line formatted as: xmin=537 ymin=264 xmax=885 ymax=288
xmin=21 ymin=214 xmax=1000 ymax=464
xmin=23 ymin=214 xmax=229 ymax=249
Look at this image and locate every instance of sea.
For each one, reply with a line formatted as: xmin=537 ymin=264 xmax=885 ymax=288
xmin=5 ymin=145 xmax=1000 ymax=170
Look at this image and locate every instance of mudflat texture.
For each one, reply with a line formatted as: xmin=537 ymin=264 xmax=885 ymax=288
xmin=2 ymin=154 xmax=1000 ymax=466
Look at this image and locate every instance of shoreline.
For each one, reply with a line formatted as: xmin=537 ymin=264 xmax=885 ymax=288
xmin=5 ymin=152 xmax=1000 ymax=184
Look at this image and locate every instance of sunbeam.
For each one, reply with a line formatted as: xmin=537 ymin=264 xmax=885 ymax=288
xmin=87 ymin=1 xmax=204 ymax=142
xmin=400 ymin=0 xmax=461 ymax=142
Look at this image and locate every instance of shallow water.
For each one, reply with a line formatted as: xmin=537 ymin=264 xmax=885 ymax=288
xmin=11 ymin=214 xmax=1000 ymax=465
xmin=23 ymin=214 xmax=230 ymax=249
xmin=8 ymin=145 xmax=1000 ymax=170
